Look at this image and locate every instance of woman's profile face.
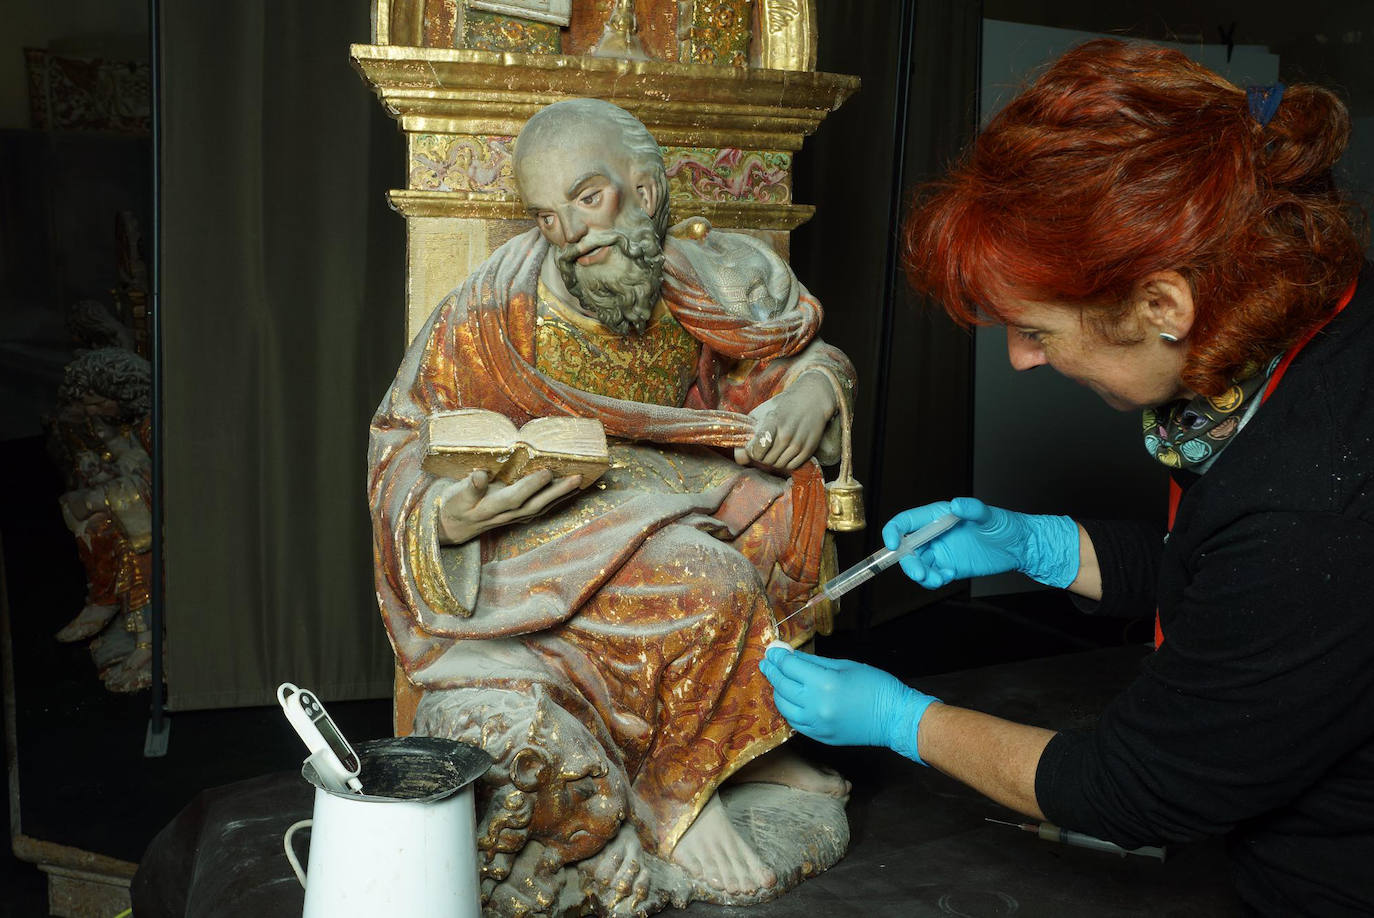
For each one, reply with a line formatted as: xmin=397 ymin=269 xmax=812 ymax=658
xmin=1003 ymin=298 xmax=1193 ymax=411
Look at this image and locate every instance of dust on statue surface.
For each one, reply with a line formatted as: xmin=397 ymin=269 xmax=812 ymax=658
xmin=368 ymin=97 xmax=855 ymax=917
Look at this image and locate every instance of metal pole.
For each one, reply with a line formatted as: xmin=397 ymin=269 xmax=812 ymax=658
xmin=144 ymin=0 xmax=169 ymax=757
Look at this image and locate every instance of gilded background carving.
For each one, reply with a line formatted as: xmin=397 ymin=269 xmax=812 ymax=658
xmin=564 ymin=0 xmax=680 ymax=59
xmin=461 ymin=10 xmax=561 ymax=52
xmin=679 ymin=0 xmax=753 ymax=66
xmin=408 ymin=135 xmax=517 ymax=194
xmin=664 ymin=147 xmax=791 ymax=203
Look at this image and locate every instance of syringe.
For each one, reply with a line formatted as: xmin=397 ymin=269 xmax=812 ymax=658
xmin=775 ymin=512 xmax=960 ymax=630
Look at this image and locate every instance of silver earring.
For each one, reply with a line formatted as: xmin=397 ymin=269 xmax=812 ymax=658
xmin=1160 ymin=332 xmax=1179 ymax=343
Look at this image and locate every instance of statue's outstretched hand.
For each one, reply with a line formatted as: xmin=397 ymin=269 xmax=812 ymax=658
xmin=734 ymin=371 xmax=837 ymax=471
xmin=435 ymin=469 xmax=582 ymax=545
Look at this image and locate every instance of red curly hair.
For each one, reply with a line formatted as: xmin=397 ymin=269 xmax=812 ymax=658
xmin=903 ymin=39 xmax=1366 ymax=396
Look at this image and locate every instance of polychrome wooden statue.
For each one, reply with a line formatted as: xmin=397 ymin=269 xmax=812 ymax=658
xmin=369 ymin=98 xmax=854 ymax=916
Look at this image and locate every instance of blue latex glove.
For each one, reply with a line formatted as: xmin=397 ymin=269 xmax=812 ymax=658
xmin=881 ymin=497 xmax=1080 ymax=590
xmin=760 ymin=645 xmax=939 ymax=766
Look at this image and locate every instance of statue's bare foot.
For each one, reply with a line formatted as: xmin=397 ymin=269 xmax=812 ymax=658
xmin=729 ymin=746 xmax=851 ymax=799
xmin=671 ymin=794 xmax=775 ymax=895
xmin=103 ymin=644 xmax=152 ymax=693
xmin=55 ymin=603 xmax=118 ymax=643
xmin=90 ymin=626 xmax=134 ymax=673
xmin=484 ymin=841 xmax=564 ymax=917
xmin=585 ymin=824 xmax=653 ymax=916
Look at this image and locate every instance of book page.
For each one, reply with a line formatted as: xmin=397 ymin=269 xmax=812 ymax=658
xmin=517 ymin=416 xmax=608 ymax=460
xmin=419 ymin=411 xmax=609 ymax=487
xmin=425 ymin=409 xmax=519 ymax=452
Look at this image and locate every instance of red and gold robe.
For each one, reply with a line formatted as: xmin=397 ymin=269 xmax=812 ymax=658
xmin=368 ymin=226 xmax=853 ymax=853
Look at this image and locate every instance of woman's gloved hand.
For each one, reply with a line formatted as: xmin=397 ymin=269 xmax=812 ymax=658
xmin=760 ymin=645 xmax=938 ymax=765
xmin=882 ymin=497 xmax=1079 ymax=590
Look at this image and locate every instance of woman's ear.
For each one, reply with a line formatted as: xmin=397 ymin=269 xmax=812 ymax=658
xmin=1134 ymin=271 xmax=1196 ymax=340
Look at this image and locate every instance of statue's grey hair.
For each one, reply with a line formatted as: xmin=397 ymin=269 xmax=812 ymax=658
xmin=514 ymin=98 xmax=671 ymax=238
xmin=58 ymin=348 xmax=151 ymax=420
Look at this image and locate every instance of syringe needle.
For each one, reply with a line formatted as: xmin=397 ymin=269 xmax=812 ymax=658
xmin=984 ymin=817 xmax=1032 ymax=831
xmin=774 ymin=593 xmax=824 ymax=630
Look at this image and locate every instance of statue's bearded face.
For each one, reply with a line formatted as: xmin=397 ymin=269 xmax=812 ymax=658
xmin=552 ymin=203 xmax=664 ymax=335
xmin=517 ymin=136 xmax=667 ymax=335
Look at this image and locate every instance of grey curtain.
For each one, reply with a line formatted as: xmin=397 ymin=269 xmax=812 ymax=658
xmin=161 ymin=1 xmax=403 ymax=709
xmin=792 ymin=0 xmax=982 ymax=628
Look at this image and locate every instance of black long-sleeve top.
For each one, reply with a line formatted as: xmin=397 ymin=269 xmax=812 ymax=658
xmin=1035 ymin=263 xmax=1374 ymax=917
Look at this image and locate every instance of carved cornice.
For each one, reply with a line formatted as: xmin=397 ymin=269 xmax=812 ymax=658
xmin=387 ymin=189 xmax=815 ymax=231
xmin=387 ymin=189 xmax=526 ymax=219
xmin=350 ymin=45 xmax=857 ymax=151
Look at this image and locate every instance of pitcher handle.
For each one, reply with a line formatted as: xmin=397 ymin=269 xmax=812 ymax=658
xmin=283 ymin=819 xmax=313 ymax=888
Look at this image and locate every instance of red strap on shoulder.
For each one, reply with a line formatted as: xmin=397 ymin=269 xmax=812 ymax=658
xmin=1154 ymin=480 xmax=1187 ymax=645
xmin=1153 ymin=276 xmax=1359 ymax=648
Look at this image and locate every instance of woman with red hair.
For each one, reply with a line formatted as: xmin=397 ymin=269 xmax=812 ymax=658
xmin=763 ymin=39 xmax=1371 ymax=915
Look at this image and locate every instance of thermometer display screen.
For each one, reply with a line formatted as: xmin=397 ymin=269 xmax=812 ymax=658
xmin=314 ymin=713 xmax=360 ymax=773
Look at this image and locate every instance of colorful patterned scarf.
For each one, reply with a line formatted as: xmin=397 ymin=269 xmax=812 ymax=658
xmin=1143 ymin=356 xmax=1280 ymax=469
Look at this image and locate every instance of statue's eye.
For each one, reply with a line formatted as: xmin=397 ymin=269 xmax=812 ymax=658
xmin=539 ymin=213 xmax=555 ymax=227
xmin=580 ymin=189 xmax=602 ymax=207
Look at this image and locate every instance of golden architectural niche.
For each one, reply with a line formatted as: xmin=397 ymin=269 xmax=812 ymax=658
xmin=352 ymin=4 xmax=858 ymax=914
xmin=353 ymin=0 xmax=856 ymax=338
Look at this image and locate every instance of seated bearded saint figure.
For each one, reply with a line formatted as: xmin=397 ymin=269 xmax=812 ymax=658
xmin=368 ymin=98 xmax=855 ymax=916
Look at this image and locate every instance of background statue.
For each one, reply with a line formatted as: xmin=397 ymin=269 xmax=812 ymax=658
xmin=48 ymin=344 xmax=156 ymax=693
xmin=369 ymin=97 xmax=853 ymax=916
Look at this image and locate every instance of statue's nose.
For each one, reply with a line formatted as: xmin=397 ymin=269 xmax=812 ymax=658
xmin=560 ymin=207 xmax=589 ymax=245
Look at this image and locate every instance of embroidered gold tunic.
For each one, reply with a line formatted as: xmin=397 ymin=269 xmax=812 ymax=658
xmin=534 ymin=280 xmax=701 ymax=407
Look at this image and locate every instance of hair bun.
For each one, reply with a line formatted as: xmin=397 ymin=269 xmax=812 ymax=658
xmin=1259 ymin=84 xmax=1351 ymax=187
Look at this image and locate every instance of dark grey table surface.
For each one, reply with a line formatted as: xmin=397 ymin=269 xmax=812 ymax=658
xmin=132 ymin=645 xmax=1244 ymax=917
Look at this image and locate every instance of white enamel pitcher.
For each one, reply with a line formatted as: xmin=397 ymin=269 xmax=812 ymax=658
xmin=285 ymin=736 xmax=491 ymax=918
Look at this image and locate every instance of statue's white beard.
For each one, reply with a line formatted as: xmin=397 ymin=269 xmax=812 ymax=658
xmin=555 ymin=210 xmax=665 ymax=335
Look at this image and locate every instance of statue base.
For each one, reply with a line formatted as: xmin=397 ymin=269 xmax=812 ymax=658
xmin=482 ymin=782 xmax=849 ymax=917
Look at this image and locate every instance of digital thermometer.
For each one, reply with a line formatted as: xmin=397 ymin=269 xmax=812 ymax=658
xmin=278 ymin=682 xmax=364 ymax=795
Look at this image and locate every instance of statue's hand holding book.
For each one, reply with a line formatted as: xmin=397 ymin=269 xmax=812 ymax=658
xmin=421 ymin=408 xmax=610 ymax=487
xmin=424 ymin=409 xmax=603 ymax=546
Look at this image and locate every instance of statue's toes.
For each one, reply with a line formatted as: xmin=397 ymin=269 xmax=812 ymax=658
xmin=592 ymin=847 xmax=625 ymax=886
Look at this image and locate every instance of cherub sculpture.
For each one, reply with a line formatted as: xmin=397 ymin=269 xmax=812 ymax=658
xmin=369 ymin=98 xmax=853 ymax=915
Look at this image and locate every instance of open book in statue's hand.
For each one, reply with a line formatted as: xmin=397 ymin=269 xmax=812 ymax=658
xmin=420 ymin=409 xmax=610 ymax=489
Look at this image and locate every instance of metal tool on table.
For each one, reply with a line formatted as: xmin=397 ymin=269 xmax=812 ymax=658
xmin=985 ymin=818 xmax=1167 ymax=861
